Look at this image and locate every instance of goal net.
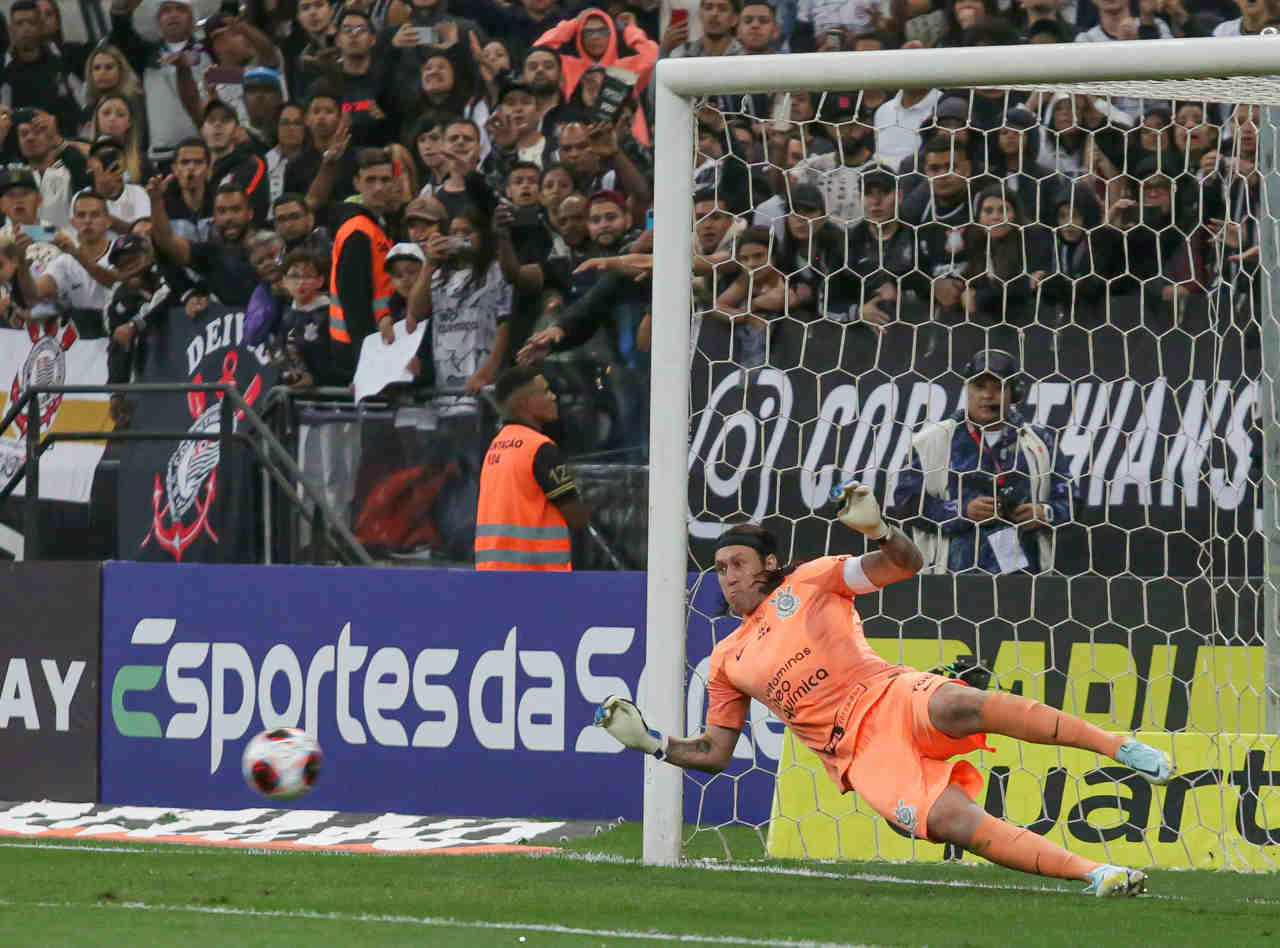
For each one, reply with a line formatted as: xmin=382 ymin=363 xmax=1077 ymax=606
xmin=645 ymin=37 xmax=1280 ymax=871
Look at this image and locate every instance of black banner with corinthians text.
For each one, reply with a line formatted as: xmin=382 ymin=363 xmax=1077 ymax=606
xmin=117 ymin=302 xmax=278 ymax=562
xmin=689 ymin=308 xmax=1260 ymax=577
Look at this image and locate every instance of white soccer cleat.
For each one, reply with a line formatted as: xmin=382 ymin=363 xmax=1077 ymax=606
xmin=1084 ymin=864 xmax=1148 ymax=898
xmin=1116 ymin=738 xmax=1174 ymax=785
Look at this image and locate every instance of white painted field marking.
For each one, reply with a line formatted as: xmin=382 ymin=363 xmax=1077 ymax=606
xmin=0 ymin=899 xmax=878 ymax=948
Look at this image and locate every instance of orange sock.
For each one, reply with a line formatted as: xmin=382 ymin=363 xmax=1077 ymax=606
xmin=967 ymin=813 xmax=1098 ymax=880
xmin=980 ymin=692 xmax=1125 ymax=758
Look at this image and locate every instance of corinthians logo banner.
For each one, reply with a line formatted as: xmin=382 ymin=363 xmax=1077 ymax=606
xmin=118 ymin=302 xmax=278 ymax=563
xmin=0 ymin=321 xmax=110 ymax=503
xmin=690 ymin=315 xmax=1259 ymax=578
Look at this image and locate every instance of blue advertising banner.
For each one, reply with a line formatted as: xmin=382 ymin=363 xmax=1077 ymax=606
xmin=100 ymin=563 xmax=779 ymax=823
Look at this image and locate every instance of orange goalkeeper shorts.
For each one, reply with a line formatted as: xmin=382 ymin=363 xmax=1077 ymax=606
xmin=843 ymin=670 xmax=989 ymax=841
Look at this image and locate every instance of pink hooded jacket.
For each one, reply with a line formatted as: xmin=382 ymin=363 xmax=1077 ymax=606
xmin=534 ymin=9 xmax=659 ymax=144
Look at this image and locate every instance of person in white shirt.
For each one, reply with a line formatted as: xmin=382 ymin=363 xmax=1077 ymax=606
xmin=875 ymin=87 xmax=944 ymax=170
xmin=499 ymin=80 xmax=549 ymax=169
xmin=1213 ymin=0 xmax=1272 ymax=36
xmin=1075 ymin=0 xmax=1171 ymax=42
xmin=19 ymin=188 xmax=118 ymax=314
xmin=109 ymin=0 xmax=212 ymax=167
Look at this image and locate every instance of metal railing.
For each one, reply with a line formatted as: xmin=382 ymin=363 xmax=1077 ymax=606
xmin=0 ymin=383 xmax=372 ymax=565
xmin=259 ymin=379 xmax=637 ymax=570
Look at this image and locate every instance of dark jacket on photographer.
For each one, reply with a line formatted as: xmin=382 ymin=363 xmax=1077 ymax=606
xmin=889 ymin=406 xmax=1075 ymax=574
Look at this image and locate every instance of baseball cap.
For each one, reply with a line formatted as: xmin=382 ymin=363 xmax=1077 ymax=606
xmin=819 ymin=91 xmax=859 ymax=122
xmin=587 ymin=188 xmax=627 ymax=211
xmin=202 ymin=99 xmax=239 ymax=123
xmin=962 ymin=348 xmax=1020 ymax=385
xmin=788 ymin=182 xmax=825 ymax=214
xmin=109 ymin=233 xmax=150 ymax=264
xmin=403 ymin=195 xmax=446 ymax=222
xmin=0 ymin=165 xmax=38 ymax=196
xmin=936 ymin=95 xmax=970 ymax=125
xmin=1003 ymin=105 xmax=1038 ymax=130
xmin=387 ymin=242 xmax=426 ymax=265
xmin=243 ymin=67 xmax=283 ymax=90
xmin=201 ymin=12 xmax=234 ymax=38
xmin=89 ymin=136 xmax=125 ymax=166
xmin=861 ymin=164 xmax=896 ymax=194
xmin=497 ymin=78 xmax=536 ymax=104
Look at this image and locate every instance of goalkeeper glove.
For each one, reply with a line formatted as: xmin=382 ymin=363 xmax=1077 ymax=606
xmin=832 ymin=481 xmax=890 ymax=541
xmin=593 ymin=695 xmax=668 ymax=760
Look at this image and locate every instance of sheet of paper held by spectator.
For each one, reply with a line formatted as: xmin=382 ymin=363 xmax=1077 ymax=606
xmin=353 ymin=321 xmax=426 ymax=403
xmin=988 ymin=527 xmax=1030 ymax=574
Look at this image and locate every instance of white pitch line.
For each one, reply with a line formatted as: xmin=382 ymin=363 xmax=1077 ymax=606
xmin=9 ymin=838 xmax=1278 ymax=908
xmin=551 ymin=852 xmax=1224 ymax=902
xmin=0 ymin=899 xmax=879 ymax=948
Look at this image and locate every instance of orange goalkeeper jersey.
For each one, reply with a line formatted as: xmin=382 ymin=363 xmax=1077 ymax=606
xmin=705 ymin=555 xmax=902 ymax=790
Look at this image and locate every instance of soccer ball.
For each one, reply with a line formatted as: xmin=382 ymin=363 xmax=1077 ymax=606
xmin=241 ymin=728 xmax=323 ymax=801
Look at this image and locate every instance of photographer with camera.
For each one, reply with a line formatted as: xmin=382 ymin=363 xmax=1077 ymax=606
xmin=889 ymin=348 xmax=1075 ymax=574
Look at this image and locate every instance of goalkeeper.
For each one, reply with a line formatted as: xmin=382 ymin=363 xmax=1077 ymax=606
xmin=595 ymin=485 xmax=1173 ymax=898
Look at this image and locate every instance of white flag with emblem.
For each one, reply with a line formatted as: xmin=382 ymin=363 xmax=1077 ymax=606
xmin=0 ymin=322 xmax=111 ymax=503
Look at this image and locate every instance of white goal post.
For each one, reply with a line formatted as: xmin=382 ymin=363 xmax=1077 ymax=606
xmin=645 ymin=35 xmax=1280 ymax=867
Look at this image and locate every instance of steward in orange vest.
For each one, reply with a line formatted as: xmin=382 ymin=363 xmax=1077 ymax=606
xmin=475 ymin=366 xmax=590 ymax=570
xmin=328 ymin=149 xmax=398 ymax=381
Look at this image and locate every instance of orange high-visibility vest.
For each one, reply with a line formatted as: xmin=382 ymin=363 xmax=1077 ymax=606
xmin=475 ymin=423 xmax=572 ymax=571
xmin=328 ymin=212 xmax=392 ymax=345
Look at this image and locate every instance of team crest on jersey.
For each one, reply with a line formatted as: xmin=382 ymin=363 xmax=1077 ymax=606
xmin=770 ymin=585 xmax=801 ymax=619
xmin=893 ymin=799 xmax=918 ymax=834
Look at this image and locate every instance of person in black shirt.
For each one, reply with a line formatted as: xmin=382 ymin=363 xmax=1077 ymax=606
xmin=282 ymin=0 xmax=339 ymax=97
xmin=285 ymin=84 xmax=358 ymax=208
xmin=4 ymin=0 xmax=83 ymax=144
xmin=831 ymin=166 xmax=924 ymax=330
xmin=322 ymin=8 xmax=394 ymax=147
xmin=902 ymin=134 xmax=992 ymax=323
xmin=103 ymin=232 xmax=173 ymax=427
xmin=158 ymin=137 xmax=213 ymax=243
xmin=148 ymin=177 xmax=258 ymax=306
xmin=272 ymin=192 xmax=332 ymax=260
xmin=202 ymin=101 xmax=271 ymax=225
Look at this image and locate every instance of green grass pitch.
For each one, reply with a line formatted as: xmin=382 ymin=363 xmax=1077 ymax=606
xmin=1 ymin=823 xmax=1276 ymax=947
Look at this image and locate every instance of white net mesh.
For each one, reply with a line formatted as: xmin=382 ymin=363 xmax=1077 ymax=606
xmin=679 ymin=78 xmax=1278 ymax=868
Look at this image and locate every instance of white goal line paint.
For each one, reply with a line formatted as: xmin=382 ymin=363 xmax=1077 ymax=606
xmin=0 ymin=898 xmax=878 ymax=948
xmin=10 ymin=839 xmax=1278 ymax=908
xmin=556 ymin=852 xmax=1279 ymax=905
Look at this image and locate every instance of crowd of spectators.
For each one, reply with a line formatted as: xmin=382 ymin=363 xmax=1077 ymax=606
xmin=0 ymin=0 xmax=1268 ymax=560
